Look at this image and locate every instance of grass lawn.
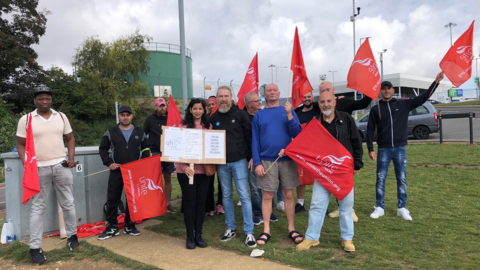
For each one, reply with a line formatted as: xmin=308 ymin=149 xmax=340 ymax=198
xmin=435 ymin=100 xmax=480 ymax=106
xmin=148 ymin=144 xmax=480 ymax=270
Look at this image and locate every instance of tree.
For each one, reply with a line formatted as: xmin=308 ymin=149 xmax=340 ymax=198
xmin=72 ymin=30 xmax=152 ymax=119
xmin=0 ymin=0 xmax=49 ymax=112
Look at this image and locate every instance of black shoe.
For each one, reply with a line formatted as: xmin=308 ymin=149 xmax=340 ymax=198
xmin=30 ymin=248 xmax=46 ymax=265
xmin=124 ymin=224 xmax=141 ymax=236
xmin=97 ymin=224 xmax=119 ymax=240
xmin=220 ymin=229 xmax=236 ymax=241
xmin=186 ymin=237 xmax=196 ymax=249
xmin=295 ymin=203 xmax=306 ymax=213
xmin=270 ymin=212 xmax=279 ymax=222
xmin=67 ymin=234 xmax=80 ymax=251
xmin=195 ymin=234 xmax=207 ymax=248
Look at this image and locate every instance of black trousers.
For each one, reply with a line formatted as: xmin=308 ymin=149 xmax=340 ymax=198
xmin=205 ymin=173 xmax=223 ymax=212
xmin=106 ymin=169 xmax=131 ymax=226
xmin=178 ymin=173 xmax=211 ymax=238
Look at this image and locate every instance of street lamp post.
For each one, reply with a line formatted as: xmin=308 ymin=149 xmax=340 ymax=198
xmin=275 ymin=66 xmax=287 ymax=85
xmin=444 ymin=22 xmax=457 ymax=46
xmin=350 ymin=0 xmax=361 ymax=119
xmin=329 ymin=70 xmax=337 ymax=87
xmin=378 ymin=49 xmax=387 ymax=82
xmin=268 ymin=64 xmax=276 ymax=83
xmin=217 ymin=78 xmax=220 ymax=89
xmin=360 ymin=37 xmax=371 ymax=45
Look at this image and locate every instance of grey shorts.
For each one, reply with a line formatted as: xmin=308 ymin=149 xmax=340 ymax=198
xmin=257 ymin=160 xmax=301 ymax=192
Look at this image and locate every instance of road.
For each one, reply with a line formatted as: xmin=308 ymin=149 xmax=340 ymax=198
xmin=434 ymin=106 xmax=480 ymax=118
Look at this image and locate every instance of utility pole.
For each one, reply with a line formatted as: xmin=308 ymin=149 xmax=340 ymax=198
xmin=350 ymin=1 xmax=361 ymax=119
xmin=378 ymin=49 xmax=387 ymax=82
xmin=178 ymin=0 xmax=188 ymax=112
xmin=329 ymin=70 xmax=337 ymax=87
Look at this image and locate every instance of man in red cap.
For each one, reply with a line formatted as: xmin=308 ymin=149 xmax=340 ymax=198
xmin=143 ymin=97 xmax=177 ymax=213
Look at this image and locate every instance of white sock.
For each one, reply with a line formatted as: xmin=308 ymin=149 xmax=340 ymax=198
xmin=298 ymin=199 xmax=304 ymax=206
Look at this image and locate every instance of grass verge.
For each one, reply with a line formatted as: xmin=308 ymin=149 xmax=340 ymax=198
xmin=434 ymin=100 xmax=480 ymax=106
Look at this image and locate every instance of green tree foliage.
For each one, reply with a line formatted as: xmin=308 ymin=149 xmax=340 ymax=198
xmin=0 ymin=102 xmax=18 ymax=155
xmin=0 ymin=0 xmax=49 ymax=113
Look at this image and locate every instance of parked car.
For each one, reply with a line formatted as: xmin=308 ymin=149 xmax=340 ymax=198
xmin=428 ymin=99 xmax=443 ymax=105
xmin=356 ymin=101 xmax=439 ymax=140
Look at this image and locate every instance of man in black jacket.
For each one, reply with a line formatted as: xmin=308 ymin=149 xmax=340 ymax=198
xmin=98 ymin=105 xmax=150 ymax=240
xmin=296 ymin=91 xmax=363 ymax=252
xmin=143 ymin=98 xmax=176 ymax=214
xmin=209 ymin=86 xmax=256 ymax=248
xmin=367 ymin=72 xmax=444 ymax=221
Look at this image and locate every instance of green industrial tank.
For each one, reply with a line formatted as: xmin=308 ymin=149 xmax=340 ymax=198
xmin=139 ymin=42 xmax=193 ymax=98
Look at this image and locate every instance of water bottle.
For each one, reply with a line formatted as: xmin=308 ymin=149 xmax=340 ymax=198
xmin=1 ymin=220 xmax=9 ymax=244
xmin=12 ymin=145 xmax=17 ymax=153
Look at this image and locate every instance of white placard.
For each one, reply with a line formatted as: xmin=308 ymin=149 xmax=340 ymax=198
xmin=205 ymin=132 xmax=225 ymax=159
xmin=76 ymin=164 xmax=83 ymax=173
xmin=183 ymin=129 xmax=203 ymax=160
xmin=164 ymin=129 xmax=184 ymax=158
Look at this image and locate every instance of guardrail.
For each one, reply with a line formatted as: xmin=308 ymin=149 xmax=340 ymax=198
xmin=144 ymin=42 xmax=192 ymax=58
xmin=438 ymin=111 xmax=476 ymax=144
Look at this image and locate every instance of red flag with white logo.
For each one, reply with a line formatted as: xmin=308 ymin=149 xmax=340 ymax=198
xmin=237 ymin=53 xmax=259 ymax=109
xmin=297 ymin=123 xmax=315 ymax=185
xmin=440 ymin=21 xmax=475 ymax=87
xmin=22 ymin=113 xmax=40 ymax=205
xmin=291 ymin=27 xmax=313 ymax=108
xmin=285 ymin=120 xmax=354 ymax=200
xmin=120 ymin=156 xmax=167 ymax=222
xmin=167 ymin=94 xmax=182 ymax=127
xmin=347 ymin=38 xmax=381 ymax=100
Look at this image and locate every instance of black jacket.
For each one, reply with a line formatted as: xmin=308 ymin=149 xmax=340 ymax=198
xmin=99 ymin=124 xmax=150 ymax=167
xmin=315 ymin=111 xmax=364 ymax=170
xmin=209 ymin=105 xmax=252 ymax=163
xmin=367 ymin=81 xmax=439 ymax=152
xmin=143 ymin=111 xmax=168 ymax=152
xmin=336 ymin=95 xmax=372 ymax=115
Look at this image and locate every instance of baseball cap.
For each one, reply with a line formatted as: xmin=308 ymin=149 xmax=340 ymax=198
xmin=155 ymin=98 xmax=166 ymax=106
xmin=381 ymin=81 xmax=393 ymax=89
xmin=34 ymin=85 xmax=53 ymax=97
xmin=118 ymin=105 xmax=132 ymax=114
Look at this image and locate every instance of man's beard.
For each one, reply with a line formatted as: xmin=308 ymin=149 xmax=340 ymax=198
xmin=304 ymin=102 xmax=313 ymax=108
xmin=218 ymin=102 xmax=231 ymax=113
xmin=323 ymin=109 xmax=333 ymax=116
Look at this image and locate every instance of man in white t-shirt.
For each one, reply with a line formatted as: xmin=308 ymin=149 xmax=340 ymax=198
xmin=16 ymin=86 xmax=79 ymax=266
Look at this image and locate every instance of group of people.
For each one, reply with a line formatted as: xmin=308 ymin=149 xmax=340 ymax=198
xmin=16 ymin=71 xmax=444 ymax=265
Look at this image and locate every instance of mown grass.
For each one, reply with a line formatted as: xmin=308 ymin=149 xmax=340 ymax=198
xmin=148 ymin=144 xmax=480 ymax=270
xmin=435 ymin=100 xmax=480 ymax=106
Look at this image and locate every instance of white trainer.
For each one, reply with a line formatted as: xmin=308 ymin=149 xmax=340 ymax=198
xmin=370 ymin=206 xmax=385 ymax=219
xmin=277 ymin=201 xmax=285 ymax=212
xmin=397 ymin=208 xmax=412 ymax=221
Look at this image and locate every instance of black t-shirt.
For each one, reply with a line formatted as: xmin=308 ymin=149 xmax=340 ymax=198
xmin=296 ymin=107 xmax=320 ymax=124
xmin=320 ymin=116 xmax=337 ymax=139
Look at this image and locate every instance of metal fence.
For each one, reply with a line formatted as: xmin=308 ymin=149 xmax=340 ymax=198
xmin=144 ymin=42 xmax=192 ymax=58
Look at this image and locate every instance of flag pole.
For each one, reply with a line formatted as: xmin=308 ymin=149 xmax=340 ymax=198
xmin=287 ymin=70 xmax=292 ymax=103
xmin=264 ymin=154 xmax=282 ymax=174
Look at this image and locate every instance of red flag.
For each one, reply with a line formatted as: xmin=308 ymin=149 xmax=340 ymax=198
xmin=347 ymin=38 xmax=381 ymax=100
xmin=285 ymin=120 xmax=354 ymax=200
xmin=237 ymin=53 xmax=259 ymax=109
xmin=291 ymin=27 xmax=313 ymax=108
xmin=167 ymin=95 xmax=182 ymax=127
xmin=210 ymin=103 xmax=218 ymax=115
xmin=120 ymin=156 xmax=167 ymax=222
xmin=297 ymin=123 xmax=315 ymax=185
xmin=440 ymin=21 xmax=475 ymax=87
xmin=22 ymin=113 xmax=40 ymax=205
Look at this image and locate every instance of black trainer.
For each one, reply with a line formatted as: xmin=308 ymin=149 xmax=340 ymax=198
xmin=195 ymin=234 xmax=207 ymax=248
xmin=124 ymin=224 xmax=141 ymax=236
xmin=186 ymin=237 xmax=196 ymax=249
xmin=220 ymin=229 xmax=236 ymax=241
xmin=295 ymin=203 xmax=306 ymax=213
xmin=67 ymin=234 xmax=80 ymax=251
xmin=97 ymin=224 xmax=119 ymax=240
xmin=30 ymin=248 xmax=46 ymax=265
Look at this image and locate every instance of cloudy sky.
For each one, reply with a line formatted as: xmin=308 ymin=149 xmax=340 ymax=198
xmin=34 ymin=0 xmax=480 ymax=97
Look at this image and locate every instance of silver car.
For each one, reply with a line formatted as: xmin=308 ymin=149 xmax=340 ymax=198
xmin=356 ymin=101 xmax=439 ymax=140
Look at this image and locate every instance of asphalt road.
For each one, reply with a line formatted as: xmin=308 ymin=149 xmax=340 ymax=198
xmin=434 ymin=106 xmax=480 ymax=118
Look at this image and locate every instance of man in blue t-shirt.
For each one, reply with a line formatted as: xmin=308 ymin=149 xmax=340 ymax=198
xmin=252 ymin=84 xmax=303 ymax=246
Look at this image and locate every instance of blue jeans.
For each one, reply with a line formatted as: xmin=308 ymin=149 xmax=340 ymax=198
xmin=248 ymin=171 xmax=284 ymax=220
xmin=305 ymin=181 xmax=354 ymax=241
xmin=217 ymin=159 xmax=254 ymax=235
xmin=375 ymin=146 xmax=407 ymax=209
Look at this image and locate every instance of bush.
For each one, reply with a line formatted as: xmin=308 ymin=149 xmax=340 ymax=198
xmin=0 ymin=103 xmax=18 ymax=155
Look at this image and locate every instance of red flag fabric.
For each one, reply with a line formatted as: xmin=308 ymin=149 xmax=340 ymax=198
xmin=440 ymin=21 xmax=475 ymax=87
xmin=237 ymin=53 xmax=259 ymax=109
xmin=210 ymin=103 xmax=218 ymax=115
xmin=120 ymin=156 xmax=167 ymax=222
xmin=291 ymin=27 xmax=313 ymax=108
xmin=297 ymin=123 xmax=315 ymax=185
xmin=167 ymin=95 xmax=182 ymax=127
xmin=347 ymin=38 xmax=381 ymax=100
xmin=285 ymin=120 xmax=354 ymax=200
xmin=22 ymin=113 xmax=40 ymax=205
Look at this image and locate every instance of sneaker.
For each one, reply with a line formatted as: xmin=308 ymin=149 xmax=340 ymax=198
xmin=216 ymin=204 xmax=225 ymax=215
xmin=245 ymin=233 xmax=257 ymax=248
xmin=270 ymin=212 xmax=278 ymax=222
xmin=220 ymin=229 xmax=236 ymax=241
xmin=295 ymin=203 xmax=306 ymax=213
xmin=342 ymin=240 xmax=355 ymax=252
xmin=352 ymin=209 xmax=359 ymax=222
xmin=397 ymin=208 xmax=412 ymax=221
xmin=253 ymin=217 xmax=264 ymax=226
xmin=277 ymin=201 xmax=285 ymax=212
xmin=195 ymin=234 xmax=207 ymax=248
xmin=370 ymin=206 xmax=385 ymax=219
xmin=97 ymin=224 xmax=120 ymax=240
xmin=30 ymin=248 xmax=46 ymax=265
xmin=206 ymin=210 xmax=214 ymax=216
xmin=124 ymin=224 xmax=141 ymax=236
xmin=167 ymin=204 xmax=178 ymax=214
xmin=67 ymin=234 xmax=80 ymax=251
xmin=328 ymin=207 xmax=340 ymax=218
xmin=237 ymin=201 xmax=242 ymax=206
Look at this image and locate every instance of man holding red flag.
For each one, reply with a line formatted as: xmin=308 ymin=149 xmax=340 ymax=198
xmin=293 ymin=91 xmax=363 ymax=252
xmin=98 ymin=105 xmax=151 ymax=240
xmin=16 ymin=86 xmax=79 ymax=265
xmin=291 ymin=27 xmax=313 ymax=108
xmin=367 ymin=73 xmax=444 ymax=221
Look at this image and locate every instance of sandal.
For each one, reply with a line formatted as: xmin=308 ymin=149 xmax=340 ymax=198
xmin=256 ymin=233 xmax=271 ymax=245
xmin=289 ymin=230 xmax=304 ymax=244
